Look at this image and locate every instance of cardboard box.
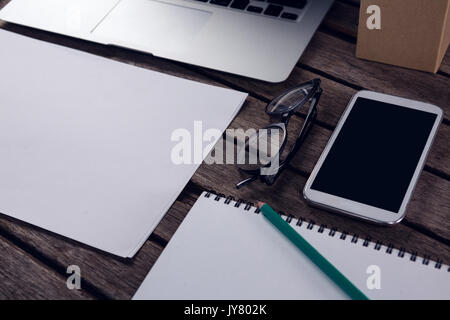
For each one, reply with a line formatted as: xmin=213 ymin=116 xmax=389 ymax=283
xmin=356 ymin=0 xmax=450 ymax=73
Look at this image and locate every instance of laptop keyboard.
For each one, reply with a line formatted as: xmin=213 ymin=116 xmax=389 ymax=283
xmin=191 ymin=0 xmax=308 ymax=21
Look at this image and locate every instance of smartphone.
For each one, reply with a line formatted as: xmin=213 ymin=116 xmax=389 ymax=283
xmin=303 ymin=90 xmax=443 ymax=225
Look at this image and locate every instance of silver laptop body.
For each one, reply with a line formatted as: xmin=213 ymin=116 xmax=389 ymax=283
xmin=0 ymin=0 xmax=333 ymax=82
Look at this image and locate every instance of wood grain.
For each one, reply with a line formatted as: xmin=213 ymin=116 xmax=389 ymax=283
xmin=147 ymin=177 xmax=450 ymax=270
xmin=440 ymin=51 xmax=450 ymax=75
xmin=202 ymin=29 xmax=450 ymax=124
xmin=222 ymin=97 xmax=450 ymax=241
xmin=200 ymin=67 xmax=450 ymax=177
xmin=0 ymin=215 xmax=165 ymax=299
xmin=189 ymin=161 xmax=450 ymax=264
xmin=0 ymin=0 xmax=230 ymax=299
xmin=0 ymin=0 xmax=448 ymax=300
xmin=339 ymin=0 xmax=361 ymax=6
xmin=299 ymin=34 xmax=450 ymax=118
xmin=0 ymin=233 xmax=93 ymax=299
xmin=323 ymin=1 xmax=359 ymax=38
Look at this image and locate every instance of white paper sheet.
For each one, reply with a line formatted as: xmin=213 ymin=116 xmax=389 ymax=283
xmin=134 ymin=192 xmax=450 ymax=299
xmin=0 ymin=29 xmax=247 ymax=257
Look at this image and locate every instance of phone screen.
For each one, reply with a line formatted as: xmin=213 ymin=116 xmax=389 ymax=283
xmin=311 ymin=97 xmax=437 ymax=213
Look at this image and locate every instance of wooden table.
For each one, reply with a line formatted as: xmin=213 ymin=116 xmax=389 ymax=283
xmin=0 ymin=0 xmax=448 ymax=299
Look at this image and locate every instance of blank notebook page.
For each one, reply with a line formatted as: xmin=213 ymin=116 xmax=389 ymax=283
xmin=134 ymin=192 xmax=450 ymax=299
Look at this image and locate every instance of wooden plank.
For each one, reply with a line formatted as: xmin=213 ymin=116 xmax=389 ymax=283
xmin=0 ymin=16 xmax=225 ymax=299
xmin=0 ymin=16 xmax=230 ymax=299
xmin=222 ymin=97 xmax=450 ymax=241
xmin=201 ymin=23 xmax=450 ymax=178
xmin=323 ymin=1 xmax=359 ymax=38
xmin=0 ymin=176 xmax=204 ymax=300
xmin=0 ymin=197 xmax=194 ymax=299
xmin=0 ymin=15 xmax=224 ymax=300
xmin=0 ymin=192 xmax=197 ymax=299
xmin=148 ymin=179 xmax=450 ymax=269
xmin=0 ymin=179 xmax=195 ymax=300
xmin=184 ymin=97 xmax=450 ymax=249
xmin=0 ymin=233 xmax=93 ymax=299
xmin=146 ymin=190 xmax=202 ymax=244
xmin=160 ymin=93 xmax=449 ymax=251
xmin=339 ymin=0 xmax=360 ymax=6
xmin=216 ymin=14 xmax=449 ymax=122
xmin=0 ymin=0 xmax=448 ymax=299
xmin=299 ymin=32 xmax=450 ymax=119
xmin=200 ymin=68 xmax=450 ymax=178
xmin=2 ymin=3 xmax=447 ymax=178
xmin=440 ymin=51 xmax=450 ymax=75
xmin=1 ymin=83 xmax=442 ymax=298
xmin=0 ymin=23 xmax=447 ymax=265
xmin=189 ymin=160 xmax=450 ymax=265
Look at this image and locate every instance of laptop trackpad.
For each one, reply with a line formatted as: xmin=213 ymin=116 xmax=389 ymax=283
xmin=92 ymin=0 xmax=211 ymax=54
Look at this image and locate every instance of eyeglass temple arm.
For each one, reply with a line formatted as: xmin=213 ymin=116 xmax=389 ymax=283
xmin=298 ymin=106 xmax=317 ymax=141
xmin=260 ymin=90 xmax=321 ymax=185
xmin=290 ymin=90 xmax=321 ymax=153
xmin=236 ymin=175 xmax=258 ymax=189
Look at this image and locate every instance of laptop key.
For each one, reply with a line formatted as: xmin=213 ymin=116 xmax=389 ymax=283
xmin=281 ymin=12 xmax=298 ymax=20
xmin=230 ymin=0 xmax=250 ymax=10
xmin=267 ymin=0 xmax=307 ymax=9
xmin=264 ymin=4 xmax=283 ymax=17
xmin=247 ymin=5 xmax=264 ymax=13
xmin=210 ymin=0 xmax=232 ymax=6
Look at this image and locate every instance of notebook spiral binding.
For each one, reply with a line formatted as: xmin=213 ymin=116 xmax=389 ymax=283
xmin=204 ymin=190 xmax=448 ymax=272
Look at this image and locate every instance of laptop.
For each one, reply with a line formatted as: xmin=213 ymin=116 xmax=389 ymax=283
xmin=0 ymin=0 xmax=333 ymax=82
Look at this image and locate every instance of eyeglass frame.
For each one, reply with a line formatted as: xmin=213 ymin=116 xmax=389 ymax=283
xmin=236 ymin=78 xmax=323 ymax=189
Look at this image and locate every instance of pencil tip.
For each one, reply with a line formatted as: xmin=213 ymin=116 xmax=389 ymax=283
xmin=257 ymin=201 xmax=265 ymax=209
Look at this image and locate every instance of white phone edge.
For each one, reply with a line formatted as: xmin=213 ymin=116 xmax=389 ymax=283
xmin=303 ymin=90 xmax=443 ymax=225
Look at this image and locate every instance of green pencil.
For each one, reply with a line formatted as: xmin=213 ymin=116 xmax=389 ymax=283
xmin=258 ymin=202 xmax=369 ymax=300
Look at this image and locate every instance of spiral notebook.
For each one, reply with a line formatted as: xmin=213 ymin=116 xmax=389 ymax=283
xmin=134 ymin=191 xmax=450 ymax=300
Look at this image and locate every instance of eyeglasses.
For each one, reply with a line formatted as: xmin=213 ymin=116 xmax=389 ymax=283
xmin=236 ymin=79 xmax=322 ymax=189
